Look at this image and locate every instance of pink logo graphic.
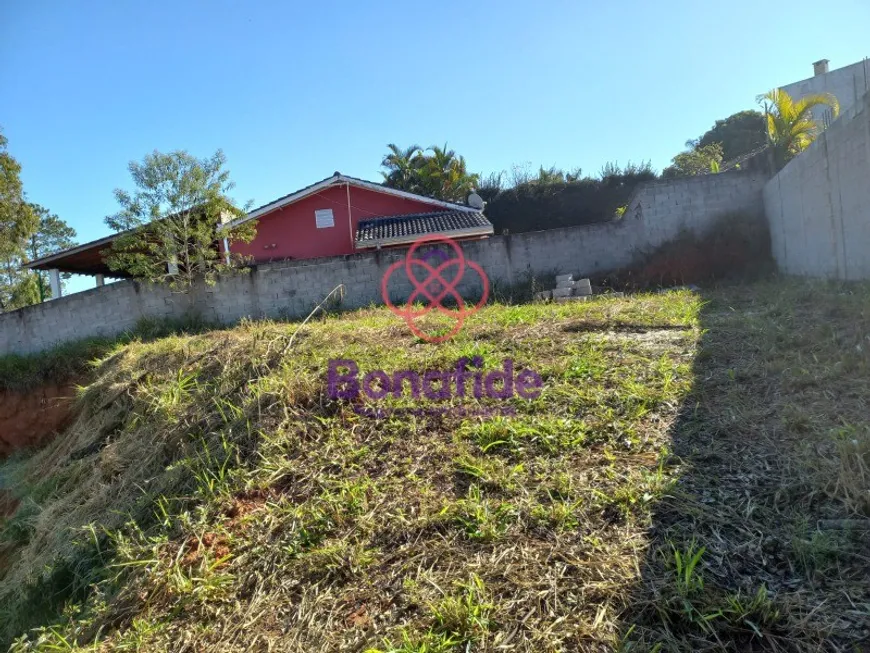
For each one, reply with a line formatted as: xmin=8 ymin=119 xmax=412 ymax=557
xmin=381 ymin=235 xmax=489 ymax=343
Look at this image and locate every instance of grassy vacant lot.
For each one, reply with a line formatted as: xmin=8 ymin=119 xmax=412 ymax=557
xmin=0 ymin=279 xmax=868 ymax=651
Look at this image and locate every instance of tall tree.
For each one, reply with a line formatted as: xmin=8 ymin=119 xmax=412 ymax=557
xmin=0 ymin=131 xmax=81 ymax=309
xmin=0 ymin=130 xmax=38 ymax=300
xmin=416 ymin=144 xmax=479 ymax=201
xmin=694 ymin=110 xmax=767 ymax=162
xmin=105 ymin=149 xmax=257 ymax=291
xmin=380 ymin=144 xmax=423 ymax=189
xmin=381 ymin=143 xmax=479 ymax=202
xmin=27 ymin=205 xmax=77 ymax=302
xmin=0 ymin=205 xmax=77 ymax=308
xmin=662 ymin=143 xmax=724 ymax=178
xmin=759 ymin=89 xmax=839 ymax=169
xmin=0 ymin=130 xmax=42 ymax=311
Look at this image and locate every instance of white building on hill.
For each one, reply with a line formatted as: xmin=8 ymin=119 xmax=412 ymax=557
xmin=777 ymin=58 xmax=869 ymax=128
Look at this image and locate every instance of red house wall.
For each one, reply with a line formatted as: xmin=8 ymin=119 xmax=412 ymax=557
xmin=229 ymin=184 xmax=444 ymax=263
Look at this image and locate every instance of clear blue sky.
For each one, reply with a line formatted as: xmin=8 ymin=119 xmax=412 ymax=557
xmin=2 ymin=0 xmax=868 ymax=293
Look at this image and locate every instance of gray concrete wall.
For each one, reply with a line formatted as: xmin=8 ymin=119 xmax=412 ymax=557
xmin=763 ymin=91 xmax=870 ymax=280
xmin=0 ymin=170 xmax=767 ymax=355
xmin=779 ymin=59 xmax=870 ymax=128
xmin=622 ymin=171 xmax=767 ymax=249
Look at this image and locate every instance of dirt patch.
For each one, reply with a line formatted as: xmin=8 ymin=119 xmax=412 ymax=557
xmin=178 ymin=532 xmax=232 ymax=570
xmin=0 ymin=383 xmax=78 ymax=457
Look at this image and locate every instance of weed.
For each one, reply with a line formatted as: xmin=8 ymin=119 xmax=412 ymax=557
xmin=719 ymin=585 xmax=782 ymax=634
xmin=429 ymin=575 xmax=493 ymax=644
xmin=826 ymin=424 xmax=870 ymax=515
xmin=365 ymin=629 xmax=460 ymax=653
xmin=672 ymin=541 xmax=706 ymax=597
xmin=448 ymin=485 xmax=516 ymax=542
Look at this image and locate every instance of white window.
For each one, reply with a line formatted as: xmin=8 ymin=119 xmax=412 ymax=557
xmin=315 ymin=209 xmax=335 ymax=228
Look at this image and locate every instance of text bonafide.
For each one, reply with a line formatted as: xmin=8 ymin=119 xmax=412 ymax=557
xmin=327 ymin=357 xmax=542 ymax=401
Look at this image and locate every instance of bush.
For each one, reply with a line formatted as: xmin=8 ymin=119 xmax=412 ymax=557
xmin=481 ymin=164 xmax=657 ymax=234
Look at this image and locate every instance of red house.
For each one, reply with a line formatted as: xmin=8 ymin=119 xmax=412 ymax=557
xmin=26 ymin=173 xmax=494 ymax=296
xmin=224 ymin=172 xmax=492 ymax=262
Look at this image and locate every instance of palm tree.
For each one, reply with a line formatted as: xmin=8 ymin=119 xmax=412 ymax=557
xmin=418 ymin=144 xmax=479 ymax=202
xmin=759 ymin=89 xmax=839 ymax=169
xmin=380 ymin=143 xmax=479 ymax=201
xmin=381 ymin=144 xmax=423 ymax=191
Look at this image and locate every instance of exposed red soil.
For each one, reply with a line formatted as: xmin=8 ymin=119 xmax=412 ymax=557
xmin=0 ymin=383 xmax=78 ymax=458
xmin=225 ymin=488 xmax=271 ymax=521
xmin=180 ymin=532 xmax=232 ymax=568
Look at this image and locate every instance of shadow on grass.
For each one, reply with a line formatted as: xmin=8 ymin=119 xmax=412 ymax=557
xmin=561 ymin=321 xmax=690 ymax=334
xmin=620 ymin=283 xmax=870 ymax=651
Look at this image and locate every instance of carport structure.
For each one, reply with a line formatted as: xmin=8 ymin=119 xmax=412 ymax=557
xmin=24 ymin=232 xmax=126 ymax=298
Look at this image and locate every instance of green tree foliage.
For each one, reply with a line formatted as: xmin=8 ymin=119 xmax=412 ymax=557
xmin=105 ymin=149 xmax=256 ymax=291
xmin=664 ymin=111 xmax=766 ymax=179
xmin=598 ymin=161 xmax=656 ymax=187
xmin=0 ymin=131 xmax=76 ymax=310
xmin=381 ymin=143 xmax=423 ymax=190
xmin=0 ymin=251 xmax=36 ymax=310
xmin=0 ymin=130 xmax=39 ymax=305
xmin=759 ymin=89 xmax=839 ymax=169
xmin=381 ymin=143 xmax=479 ymax=202
xmin=27 ymin=206 xmax=78 ymax=302
xmin=662 ymin=143 xmax=724 ymax=178
xmin=694 ymin=110 xmax=767 ymax=162
xmin=0 ymin=205 xmax=78 ymax=309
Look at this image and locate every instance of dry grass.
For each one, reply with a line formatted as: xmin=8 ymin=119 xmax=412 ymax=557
xmin=0 ymin=278 xmax=868 ymax=651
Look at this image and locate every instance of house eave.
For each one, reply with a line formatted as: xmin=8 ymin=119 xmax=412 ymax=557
xmin=23 ymin=232 xmax=123 ymax=272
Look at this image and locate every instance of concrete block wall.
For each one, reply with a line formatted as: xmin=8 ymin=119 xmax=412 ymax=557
xmin=0 ymin=170 xmax=766 ymax=355
xmin=0 ymin=282 xmax=192 ymax=356
xmin=624 ymin=171 xmax=768 ymax=250
xmin=763 ymin=90 xmax=870 ymax=279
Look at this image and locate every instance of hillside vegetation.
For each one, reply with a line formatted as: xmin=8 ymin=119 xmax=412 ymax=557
xmin=0 ymin=281 xmax=868 ymax=651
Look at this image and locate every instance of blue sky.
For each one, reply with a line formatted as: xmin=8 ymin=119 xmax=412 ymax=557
xmin=2 ymin=0 xmax=868 ymax=294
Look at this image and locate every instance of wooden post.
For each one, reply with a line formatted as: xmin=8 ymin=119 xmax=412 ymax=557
xmin=96 ymin=274 xmax=105 ymax=287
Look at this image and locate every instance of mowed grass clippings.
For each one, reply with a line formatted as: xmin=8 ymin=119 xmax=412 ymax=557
xmin=0 ymin=293 xmax=698 ymax=652
xmin=0 ymin=279 xmax=867 ymax=651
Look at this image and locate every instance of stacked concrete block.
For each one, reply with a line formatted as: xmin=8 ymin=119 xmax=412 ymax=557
xmin=534 ymin=275 xmax=593 ymax=302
